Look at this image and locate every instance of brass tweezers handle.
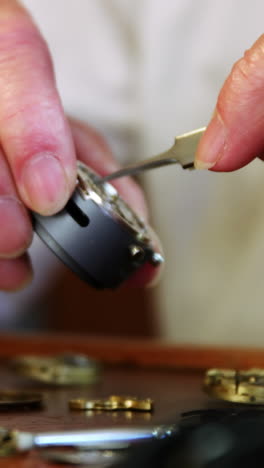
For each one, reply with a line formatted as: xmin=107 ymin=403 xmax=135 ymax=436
xmin=100 ymin=127 xmax=205 ymax=183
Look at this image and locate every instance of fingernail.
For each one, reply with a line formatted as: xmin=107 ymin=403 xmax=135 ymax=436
xmin=21 ymin=153 xmax=70 ymax=215
xmin=195 ymin=112 xmax=226 ymax=169
xmin=0 ymin=196 xmax=32 ymax=258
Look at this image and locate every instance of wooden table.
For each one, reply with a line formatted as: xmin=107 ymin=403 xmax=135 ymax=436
xmin=0 ymin=333 xmax=263 ymax=467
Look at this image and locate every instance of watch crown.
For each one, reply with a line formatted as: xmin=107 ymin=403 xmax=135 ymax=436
xmin=150 ymin=252 xmax=164 ymax=266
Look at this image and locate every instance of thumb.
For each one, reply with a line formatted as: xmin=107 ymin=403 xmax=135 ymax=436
xmin=195 ymin=34 xmax=264 ymax=171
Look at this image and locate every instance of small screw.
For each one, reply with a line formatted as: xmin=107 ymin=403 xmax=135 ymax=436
xmin=129 ymin=245 xmax=145 ymax=263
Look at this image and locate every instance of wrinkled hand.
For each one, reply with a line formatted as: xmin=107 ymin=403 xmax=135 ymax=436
xmin=0 ymin=1 xmax=160 ymax=291
xmin=195 ymin=34 xmax=264 ymax=171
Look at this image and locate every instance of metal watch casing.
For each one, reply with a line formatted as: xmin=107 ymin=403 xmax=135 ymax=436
xmin=32 ymin=162 xmax=161 ymax=289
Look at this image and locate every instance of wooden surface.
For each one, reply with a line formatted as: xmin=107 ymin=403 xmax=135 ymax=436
xmin=1 ymin=333 xmax=264 ymax=369
xmin=0 ymin=363 xmax=208 ymax=467
xmin=0 ymin=333 xmax=263 ymax=466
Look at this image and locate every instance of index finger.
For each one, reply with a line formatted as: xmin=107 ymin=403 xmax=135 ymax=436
xmin=0 ymin=1 xmax=76 ymax=214
xmin=195 ymin=34 xmax=264 ymax=172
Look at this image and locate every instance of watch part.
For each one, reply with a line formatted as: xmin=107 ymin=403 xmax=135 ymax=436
xmin=204 ymin=368 xmax=264 ymax=404
xmin=11 ymin=353 xmax=100 ymax=386
xmin=77 ymin=162 xmax=150 ymax=242
xmin=69 ymin=395 xmax=154 ymax=412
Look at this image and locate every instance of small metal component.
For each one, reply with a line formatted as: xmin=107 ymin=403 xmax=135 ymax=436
xmin=0 ymin=391 xmax=43 ymax=409
xmin=150 ymin=252 xmax=164 ymax=266
xmin=204 ymin=368 xmax=264 ymax=404
xmin=11 ymin=354 xmax=100 ymax=386
xmin=99 ymin=127 xmax=205 ymax=183
xmin=0 ymin=428 xmax=17 ymax=457
xmin=41 ymin=449 xmax=123 ymax=466
xmin=0 ymin=425 xmax=178 ymax=455
xmin=69 ymin=395 xmax=154 ymax=412
xmin=33 ymin=162 xmax=162 ymax=289
xmin=129 ymin=245 xmax=146 ymax=263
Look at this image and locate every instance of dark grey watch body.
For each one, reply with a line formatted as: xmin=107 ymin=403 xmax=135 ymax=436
xmin=32 ymin=163 xmax=162 ymax=289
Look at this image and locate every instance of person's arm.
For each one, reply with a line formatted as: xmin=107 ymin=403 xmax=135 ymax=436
xmin=195 ymin=34 xmax=264 ymax=172
xmin=0 ymin=0 xmax=156 ymax=290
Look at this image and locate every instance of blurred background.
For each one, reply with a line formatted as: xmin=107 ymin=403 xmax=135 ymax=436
xmin=2 ymin=0 xmax=264 ymax=348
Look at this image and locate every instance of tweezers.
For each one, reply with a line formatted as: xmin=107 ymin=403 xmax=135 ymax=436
xmin=99 ymin=127 xmax=206 ymax=183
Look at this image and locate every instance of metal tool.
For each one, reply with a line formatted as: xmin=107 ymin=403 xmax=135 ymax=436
xmin=69 ymin=395 xmax=153 ymax=412
xmin=0 ymin=425 xmax=178 ymax=456
xmin=204 ymin=368 xmax=264 ymax=404
xmin=99 ymin=127 xmax=205 ymax=183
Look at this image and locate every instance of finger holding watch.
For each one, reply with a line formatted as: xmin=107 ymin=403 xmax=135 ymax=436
xmin=0 ymin=1 xmax=161 ymax=290
xmin=0 ymin=0 xmax=77 ymax=290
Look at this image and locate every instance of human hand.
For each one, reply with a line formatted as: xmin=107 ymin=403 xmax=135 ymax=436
xmin=195 ymin=34 xmax=264 ymax=172
xmin=0 ymin=1 xmax=161 ymax=291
